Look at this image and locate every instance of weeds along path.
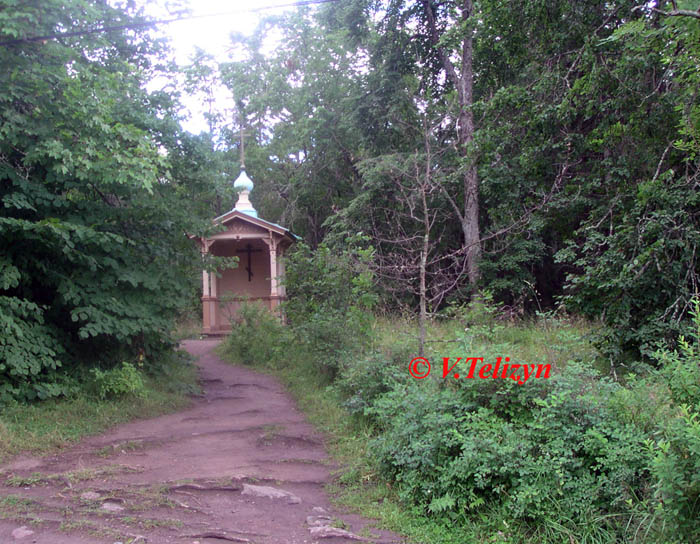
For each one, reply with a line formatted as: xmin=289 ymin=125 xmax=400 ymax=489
xmin=0 ymin=339 xmax=403 ymax=544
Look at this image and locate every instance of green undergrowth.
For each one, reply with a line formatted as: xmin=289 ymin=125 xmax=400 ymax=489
xmin=219 ymin=250 xmax=700 ymax=543
xmin=172 ymin=311 xmax=204 ymax=342
xmin=0 ymin=350 xmax=200 ymax=464
xmin=217 ymin=304 xmax=586 ymax=543
xmin=220 ymin=296 xmax=700 ymax=544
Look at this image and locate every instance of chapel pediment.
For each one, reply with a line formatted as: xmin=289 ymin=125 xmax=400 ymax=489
xmin=223 ymin=217 xmax=269 ymax=236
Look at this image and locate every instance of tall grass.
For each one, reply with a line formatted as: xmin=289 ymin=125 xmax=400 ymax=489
xmin=0 ymin=351 xmax=199 ymax=463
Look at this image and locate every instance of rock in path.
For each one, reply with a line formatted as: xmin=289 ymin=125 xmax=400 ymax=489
xmin=11 ymin=526 xmax=34 ymax=540
xmin=309 ymin=525 xmax=365 ymax=540
xmin=241 ymin=483 xmax=301 ymax=504
xmin=80 ymin=491 xmax=100 ymax=500
xmin=101 ymin=501 xmax=125 ymax=512
xmin=306 ymin=514 xmax=333 ymax=527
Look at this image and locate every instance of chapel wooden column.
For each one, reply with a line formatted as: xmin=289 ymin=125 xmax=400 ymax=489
xmin=201 ymin=240 xmax=218 ymax=333
xmin=201 ymin=240 xmax=212 ymax=333
xmin=276 ymin=246 xmax=286 ymax=298
xmin=267 ymin=236 xmax=281 ymax=313
xmin=209 ymin=267 xmax=218 ymax=330
xmin=202 ymin=268 xmax=211 ymax=333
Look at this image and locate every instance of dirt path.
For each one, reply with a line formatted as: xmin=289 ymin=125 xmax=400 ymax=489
xmin=0 ymin=340 xmax=404 ymax=544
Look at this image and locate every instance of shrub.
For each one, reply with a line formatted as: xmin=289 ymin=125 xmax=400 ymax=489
xmin=651 ymin=405 xmax=700 ymax=542
xmin=367 ymin=361 xmax=652 ymax=538
xmin=334 ymin=342 xmax=413 ymax=418
xmin=556 ymin=184 xmax=700 ymax=362
xmin=654 ymin=298 xmax=700 ymax=407
xmin=647 ymin=299 xmax=700 ymax=541
xmin=283 ymin=240 xmax=376 ymax=378
xmin=225 ymin=301 xmax=292 ymax=368
xmin=89 ymin=362 xmax=145 ymax=400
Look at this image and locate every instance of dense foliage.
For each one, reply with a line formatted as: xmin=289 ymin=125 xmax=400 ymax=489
xmin=220 ymin=0 xmax=700 ymax=360
xmin=225 ymin=261 xmax=700 ymax=542
xmin=227 ymin=241 xmax=376 ymax=379
xmin=0 ymin=0 xmax=223 ymax=401
xmin=365 ymin=314 xmax=700 ymax=542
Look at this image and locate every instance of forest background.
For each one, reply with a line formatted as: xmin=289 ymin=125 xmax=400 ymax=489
xmin=1 ymin=1 xmax=699 ymax=542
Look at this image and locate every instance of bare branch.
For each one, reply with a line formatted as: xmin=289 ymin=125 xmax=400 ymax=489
xmin=419 ymin=0 xmax=461 ymax=90
xmin=633 ymin=5 xmax=700 ymax=20
xmin=652 ymin=141 xmax=675 ymax=182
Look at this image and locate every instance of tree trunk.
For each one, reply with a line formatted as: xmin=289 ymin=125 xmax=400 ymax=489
xmin=422 ymin=0 xmax=481 ymax=285
xmin=419 ymin=186 xmax=429 ymax=357
xmin=456 ymin=0 xmax=481 ymax=285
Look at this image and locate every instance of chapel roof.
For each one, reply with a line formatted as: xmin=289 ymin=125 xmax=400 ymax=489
xmin=212 ymin=168 xmax=300 ymax=242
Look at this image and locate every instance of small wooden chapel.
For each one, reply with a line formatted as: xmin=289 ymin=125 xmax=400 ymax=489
xmin=199 ymin=169 xmax=297 ymax=334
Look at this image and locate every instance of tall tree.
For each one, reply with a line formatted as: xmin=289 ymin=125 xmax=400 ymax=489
xmin=0 ymin=0 xmax=217 ymax=401
xmin=419 ymin=0 xmax=481 ymax=284
xmin=219 ymin=10 xmax=370 ymax=244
